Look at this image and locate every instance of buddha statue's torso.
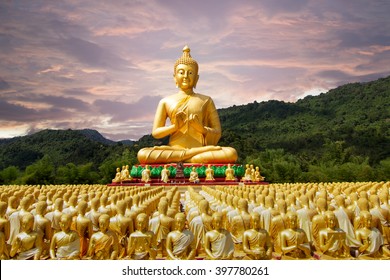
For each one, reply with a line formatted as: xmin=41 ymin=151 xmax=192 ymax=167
xmin=163 ymin=92 xmax=219 ymax=148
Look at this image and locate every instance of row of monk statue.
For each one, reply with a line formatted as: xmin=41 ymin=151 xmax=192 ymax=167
xmin=112 ymin=163 xmax=264 ymax=184
xmin=0 ymin=181 xmax=389 ymax=260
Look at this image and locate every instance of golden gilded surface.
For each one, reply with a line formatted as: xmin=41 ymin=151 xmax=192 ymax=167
xmin=137 ymin=46 xmax=237 ymax=164
xmin=1 ymin=181 xmax=390 ymax=260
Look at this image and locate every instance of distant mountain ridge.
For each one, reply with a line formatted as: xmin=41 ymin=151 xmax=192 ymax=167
xmin=0 ymin=75 xmax=389 ymax=173
xmin=0 ymin=129 xmax=132 ymax=170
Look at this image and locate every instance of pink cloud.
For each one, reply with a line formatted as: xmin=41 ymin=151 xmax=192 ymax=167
xmin=0 ymin=0 xmax=389 ymax=141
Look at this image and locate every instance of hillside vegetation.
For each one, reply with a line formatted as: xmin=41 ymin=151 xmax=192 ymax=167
xmin=1 ymin=76 xmax=389 ymax=184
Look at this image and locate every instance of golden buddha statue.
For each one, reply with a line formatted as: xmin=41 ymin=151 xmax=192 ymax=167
xmin=137 ymin=46 xmax=237 ymax=164
xmin=242 ymin=164 xmax=252 ymax=182
xmin=318 ymin=211 xmax=351 ymax=259
xmin=10 ymin=213 xmax=42 ymax=260
xmin=50 ymin=214 xmax=80 ymax=260
xmin=189 ymin=167 xmax=200 ymax=183
xmin=225 ymin=163 xmax=235 ymax=181
xmin=88 ymin=214 xmax=119 ymax=260
xmin=243 ymin=212 xmax=272 ymax=260
xmin=230 ymin=198 xmax=251 ymax=255
xmin=166 ymin=212 xmax=196 ymax=260
xmin=141 ymin=165 xmax=151 ymax=183
xmin=189 ymin=199 xmax=213 ymax=256
xmin=33 ymin=201 xmax=52 ymax=259
xmin=254 ymin=166 xmax=265 ymax=182
xmin=205 ymin=164 xmax=215 ymax=181
xmin=270 ymin=199 xmax=288 ymax=256
xmin=280 ymin=212 xmax=312 ymax=259
xmin=112 ymin=167 xmax=122 ymax=183
xmin=75 ymin=201 xmax=93 ymax=259
xmin=204 ymin=212 xmax=235 ymax=260
xmin=148 ymin=199 xmax=174 ymax=257
xmin=86 ymin=198 xmax=101 ymax=232
xmin=128 ymin=213 xmax=157 ymax=260
xmin=161 ymin=165 xmax=170 ymax=183
xmin=355 ymin=211 xmax=390 ymax=259
xmin=109 ymin=200 xmax=133 ymax=259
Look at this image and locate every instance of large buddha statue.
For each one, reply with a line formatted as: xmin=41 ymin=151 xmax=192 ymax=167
xmin=137 ymin=46 xmax=237 ymax=164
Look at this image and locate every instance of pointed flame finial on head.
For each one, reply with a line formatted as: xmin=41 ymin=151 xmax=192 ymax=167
xmin=182 ymin=45 xmax=191 ymax=57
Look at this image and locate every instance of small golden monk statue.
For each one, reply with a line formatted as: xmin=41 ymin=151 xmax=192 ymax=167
xmin=50 ymin=214 xmax=80 ymax=260
xmin=10 ymin=213 xmax=42 ymax=260
xmin=166 ymin=213 xmax=196 ymax=260
xmin=161 ymin=165 xmax=170 ymax=183
xmin=242 ymin=212 xmax=272 ymax=260
xmin=74 ymin=201 xmax=93 ymax=258
xmin=34 ymin=201 xmax=52 ymax=259
xmin=128 ymin=213 xmax=157 ymax=260
xmin=230 ymin=198 xmax=251 ymax=255
xmin=109 ymin=200 xmax=133 ymax=258
xmin=137 ymin=46 xmax=237 ymax=164
xmin=355 ymin=211 xmax=390 ymax=259
xmin=112 ymin=167 xmax=122 ymax=183
xmin=225 ymin=163 xmax=235 ymax=181
xmin=280 ymin=212 xmax=312 ymax=259
xmin=242 ymin=164 xmax=252 ymax=182
xmin=148 ymin=200 xmax=174 ymax=257
xmin=188 ymin=167 xmax=200 ymax=183
xmin=318 ymin=211 xmax=351 ymax=259
xmin=204 ymin=212 xmax=235 ymax=260
xmin=205 ymin=164 xmax=215 ymax=181
xmin=254 ymin=166 xmax=265 ymax=182
xmin=88 ymin=214 xmax=119 ymax=260
xmin=141 ymin=165 xmax=151 ymax=183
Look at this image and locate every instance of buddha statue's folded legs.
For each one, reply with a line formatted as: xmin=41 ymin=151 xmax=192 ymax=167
xmin=137 ymin=145 xmax=237 ymax=164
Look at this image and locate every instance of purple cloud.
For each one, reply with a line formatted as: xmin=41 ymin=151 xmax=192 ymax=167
xmin=0 ymin=0 xmax=389 ymax=140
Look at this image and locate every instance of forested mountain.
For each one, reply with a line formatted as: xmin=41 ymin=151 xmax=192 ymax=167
xmin=218 ymin=75 xmax=390 ymax=164
xmin=1 ymin=75 xmax=389 ymax=184
xmin=1 ymin=129 xmax=110 ymax=169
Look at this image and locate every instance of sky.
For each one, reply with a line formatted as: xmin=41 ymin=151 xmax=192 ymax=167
xmin=1 ymin=0 xmax=389 ymax=141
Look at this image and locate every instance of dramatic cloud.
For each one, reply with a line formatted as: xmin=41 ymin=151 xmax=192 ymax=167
xmin=0 ymin=0 xmax=389 ymax=140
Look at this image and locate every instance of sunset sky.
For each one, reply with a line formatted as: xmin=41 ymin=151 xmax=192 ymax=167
xmin=1 ymin=0 xmax=389 ymax=141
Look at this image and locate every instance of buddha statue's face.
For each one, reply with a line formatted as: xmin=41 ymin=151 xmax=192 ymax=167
xmin=21 ymin=215 xmax=34 ymax=232
xmin=287 ymin=213 xmax=298 ymax=229
xmin=175 ymin=215 xmax=186 ymax=231
xmin=59 ymin=215 xmax=71 ymax=231
xmin=325 ymin=213 xmax=336 ymax=229
xmin=212 ymin=214 xmax=223 ymax=230
xmin=136 ymin=215 xmax=147 ymax=231
xmin=99 ymin=216 xmax=109 ymax=232
xmin=174 ymin=64 xmax=198 ymax=90
xmin=362 ymin=213 xmax=372 ymax=228
xmin=251 ymin=214 xmax=261 ymax=229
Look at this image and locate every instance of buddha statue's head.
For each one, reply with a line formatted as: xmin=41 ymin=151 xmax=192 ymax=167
xmin=59 ymin=214 xmax=72 ymax=232
xmin=250 ymin=212 xmax=261 ymax=229
xmin=286 ymin=211 xmax=298 ymax=230
xmin=174 ymin=212 xmax=186 ymax=231
xmin=324 ymin=211 xmax=336 ymax=229
xmin=212 ymin=212 xmax=223 ymax=229
xmin=360 ymin=211 xmax=372 ymax=229
xmin=98 ymin=214 xmax=110 ymax=233
xmin=173 ymin=45 xmax=199 ymax=90
xmin=21 ymin=213 xmax=34 ymax=232
xmin=136 ymin=213 xmax=148 ymax=232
